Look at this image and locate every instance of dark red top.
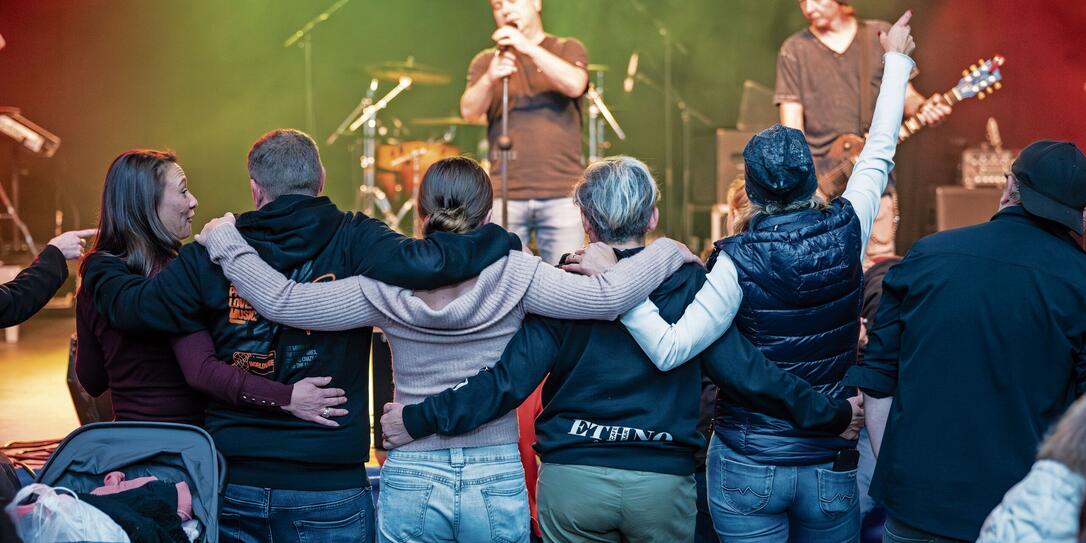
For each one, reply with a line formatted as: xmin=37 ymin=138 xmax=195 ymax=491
xmin=75 ymin=288 xmax=292 ymax=426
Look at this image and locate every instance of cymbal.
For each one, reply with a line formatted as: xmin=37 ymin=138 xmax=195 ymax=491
xmin=586 ymin=64 xmax=609 ymax=72
xmin=411 ymin=116 xmax=486 ymax=127
xmin=366 ymin=58 xmax=451 ymax=85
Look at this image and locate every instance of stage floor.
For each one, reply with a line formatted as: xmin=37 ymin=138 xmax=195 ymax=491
xmin=0 ymin=312 xmax=80 ymax=444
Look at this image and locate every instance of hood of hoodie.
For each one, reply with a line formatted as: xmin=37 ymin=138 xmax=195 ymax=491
xmin=235 ymin=194 xmax=345 ymax=271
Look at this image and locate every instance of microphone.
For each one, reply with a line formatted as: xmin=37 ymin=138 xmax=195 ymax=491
xmin=497 ymin=22 xmax=518 ymax=84
xmin=624 ymin=52 xmax=639 ymax=93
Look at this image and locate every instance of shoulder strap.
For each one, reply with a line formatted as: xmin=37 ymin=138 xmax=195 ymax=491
xmin=858 ymin=21 xmax=873 ymax=133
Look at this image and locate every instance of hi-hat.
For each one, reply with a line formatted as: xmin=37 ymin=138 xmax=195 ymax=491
xmin=365 ymin=57 xmax=451 ymax=85
xmin=411 ymin=116 xmax=486 ymax=127
xmin=586 ymin=64 xmax=610 ymax=72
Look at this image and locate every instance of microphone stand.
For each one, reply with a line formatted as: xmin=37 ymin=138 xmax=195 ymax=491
xmin=283 ymin=0 xmax=351 ymax=135
xmin=498 ymin=74 xmax=512 ymax=229
xmin=630 ymin=0 xmax=688 ymax=236
xmin=635 ymin=72 xmax=713 ymax=243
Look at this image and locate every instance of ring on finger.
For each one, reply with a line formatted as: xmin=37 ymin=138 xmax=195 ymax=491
xmin=320 ymin=407 xmax=331 ymax=418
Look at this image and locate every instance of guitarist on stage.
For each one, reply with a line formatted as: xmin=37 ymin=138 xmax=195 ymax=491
xmin=776 ymin=0 xmax=951 ymax=197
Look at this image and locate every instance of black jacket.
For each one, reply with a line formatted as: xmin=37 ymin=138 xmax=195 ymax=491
xmin=0 ymin=244 xmax=67 ymax=328
xmin=82 ymin=195 xmax=518 ymax=491
xmin=403 ymin=248 xmax=852 ymax=476
xmin=715 ymin=198 xmax=862 ymax=465
xmin=844 ymin=206 xmax=1086 ymax=540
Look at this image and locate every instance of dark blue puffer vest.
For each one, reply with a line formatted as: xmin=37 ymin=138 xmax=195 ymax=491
xmin=712 ymin=198 xmax=862 ymax=465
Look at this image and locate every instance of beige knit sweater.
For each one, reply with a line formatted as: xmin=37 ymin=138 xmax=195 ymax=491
xmin=203 ymin=225 xmax=686 ymax=451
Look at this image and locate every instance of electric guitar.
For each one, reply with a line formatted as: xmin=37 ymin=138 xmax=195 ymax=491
xmin=814 ymin=55 xmax=1005 ymax=198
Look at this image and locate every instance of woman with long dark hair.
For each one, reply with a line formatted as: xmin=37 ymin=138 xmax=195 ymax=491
xmin=76 ymin=149 xmax=340 ymax=426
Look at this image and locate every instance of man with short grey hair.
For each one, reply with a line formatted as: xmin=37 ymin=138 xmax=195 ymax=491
xmin=382 ymin=155 xmax=863 ymax=542
xmin=82 ymin=128 xmax=521 ymax=543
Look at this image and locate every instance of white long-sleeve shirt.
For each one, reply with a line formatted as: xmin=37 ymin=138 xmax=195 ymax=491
xmin=622 ymin=51 xmax=916 ymax=371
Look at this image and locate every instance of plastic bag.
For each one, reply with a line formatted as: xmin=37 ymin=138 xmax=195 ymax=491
xmin=4 ymin=483 xmax=130 ymax=542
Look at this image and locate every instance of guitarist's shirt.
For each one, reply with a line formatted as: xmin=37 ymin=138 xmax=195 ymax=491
xmin=775 ymin=19 xmax=915 ymax=157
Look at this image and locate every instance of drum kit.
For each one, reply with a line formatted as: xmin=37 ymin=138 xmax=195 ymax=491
xmin=324 ymin=57 xmax=625 ymax=233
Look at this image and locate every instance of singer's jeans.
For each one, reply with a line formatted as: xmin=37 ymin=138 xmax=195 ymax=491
xmin=492 ymin=198 xmax=585 ymax=265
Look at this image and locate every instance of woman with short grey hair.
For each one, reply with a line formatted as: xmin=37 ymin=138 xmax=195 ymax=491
xmin=573 ymin=156 xmax=660 ymax=245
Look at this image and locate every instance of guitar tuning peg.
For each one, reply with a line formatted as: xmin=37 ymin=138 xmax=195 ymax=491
xmin=993 ymin=82 xmax=1002 ymax=90
xmin=969 ymin=64 xmax=978 ymax=72
xmin=979 ymin=58 xmax=985 ymax=66
xmin=962 ymin=69 xmax=970 ymax=77
xmin=985 ymin=88 xmax=993 ymax=95
xmin=977 ymin=92 xmax=986 ymax=100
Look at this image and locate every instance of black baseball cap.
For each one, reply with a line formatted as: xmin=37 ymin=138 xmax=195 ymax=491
xmin=1011 ymin=140 xmax=1086 ymax=234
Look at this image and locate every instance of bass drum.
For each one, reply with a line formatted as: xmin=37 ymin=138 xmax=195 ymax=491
xmin=376 ymin=141 xmax=460 ymax=195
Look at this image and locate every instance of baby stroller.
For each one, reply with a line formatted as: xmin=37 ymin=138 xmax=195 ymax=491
xmin=33 ymin=421 xmax=225 ymax=542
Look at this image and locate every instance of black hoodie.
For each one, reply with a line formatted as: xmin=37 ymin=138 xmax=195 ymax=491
xmin=403 ymin=247 xmax=852 ymax=476
xmin=82 ymin=194 xmax=519 ymax=490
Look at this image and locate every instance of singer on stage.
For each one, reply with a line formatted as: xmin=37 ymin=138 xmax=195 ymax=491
xmin=461 ymin=0 xmax=589 ymax=265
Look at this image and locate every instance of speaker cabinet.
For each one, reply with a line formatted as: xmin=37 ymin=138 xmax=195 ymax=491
xmin=716 ymin=129 xmax=757 ymax=206
xmin=935 ymin=187 xmax=1002 ymax=231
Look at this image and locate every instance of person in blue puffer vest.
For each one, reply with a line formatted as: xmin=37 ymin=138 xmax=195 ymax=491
xmin=620 ymin=11 xmax=919 ymax=542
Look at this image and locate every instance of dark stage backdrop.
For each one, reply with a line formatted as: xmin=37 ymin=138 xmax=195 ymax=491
xmin=0 ymin=1 xmax=1083 ymax=252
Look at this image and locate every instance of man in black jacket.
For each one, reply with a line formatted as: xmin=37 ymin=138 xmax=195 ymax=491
xmin=845 ymin=140 xmax=1086 ymax=542
xmin=382 ymin=156 xmax=862 ymax=542
xmin=81 ymin=129 xmax=519 ymax=543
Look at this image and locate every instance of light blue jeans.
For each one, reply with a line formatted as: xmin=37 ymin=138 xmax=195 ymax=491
xmin=377 ymin=443 xmax=530 ymax=543
xmin=492 ymin=197 xmax=585 ymax=265
xmin=707 ymin=435 xmax=860 ymax=542
xmin=220 ymin=484 xmax=374 ymax=543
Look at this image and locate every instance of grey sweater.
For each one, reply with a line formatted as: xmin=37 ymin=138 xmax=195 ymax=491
xmin=204 ymin=225 xmax=687 ymax=451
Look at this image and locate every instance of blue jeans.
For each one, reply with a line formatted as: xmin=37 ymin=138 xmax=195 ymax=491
xmin=378 ymin=443 xmax=529 ymax=543
xmin=492 ymin=198 xmax=585 ymax=265
xmin=707 ymin=435 xmax=860 ymax=542
xmin=220 ymin=483 xmax=374 ymax=543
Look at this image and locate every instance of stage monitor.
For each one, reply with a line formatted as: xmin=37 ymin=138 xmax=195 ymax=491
xmin=736 ymin=80 xmax=777 ymax=133
xmin=935 ymin=186 xmax=1002 ymax=231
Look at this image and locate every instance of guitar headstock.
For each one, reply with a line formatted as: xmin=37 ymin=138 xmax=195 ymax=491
xmin=955 ymin=55 xmax=1005 ymax=101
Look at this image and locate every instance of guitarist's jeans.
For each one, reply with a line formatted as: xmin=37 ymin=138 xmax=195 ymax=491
xmin=708 ymin=435 xmax=860 ymax=543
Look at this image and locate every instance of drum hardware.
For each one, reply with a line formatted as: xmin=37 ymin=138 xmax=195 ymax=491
xmin=364 ymin=57 xmax=451 ymax=86
xmin=586 ymin=84 xmax=625 ymax=163
xmin=327 ymin=75 xmax=414 ymax=217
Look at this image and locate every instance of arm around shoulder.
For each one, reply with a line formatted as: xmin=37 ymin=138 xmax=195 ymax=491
xmin=523 ymin=238 xmax=687 ymax=320
xmin=621 ymin=253 xmax=744 ymax=371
